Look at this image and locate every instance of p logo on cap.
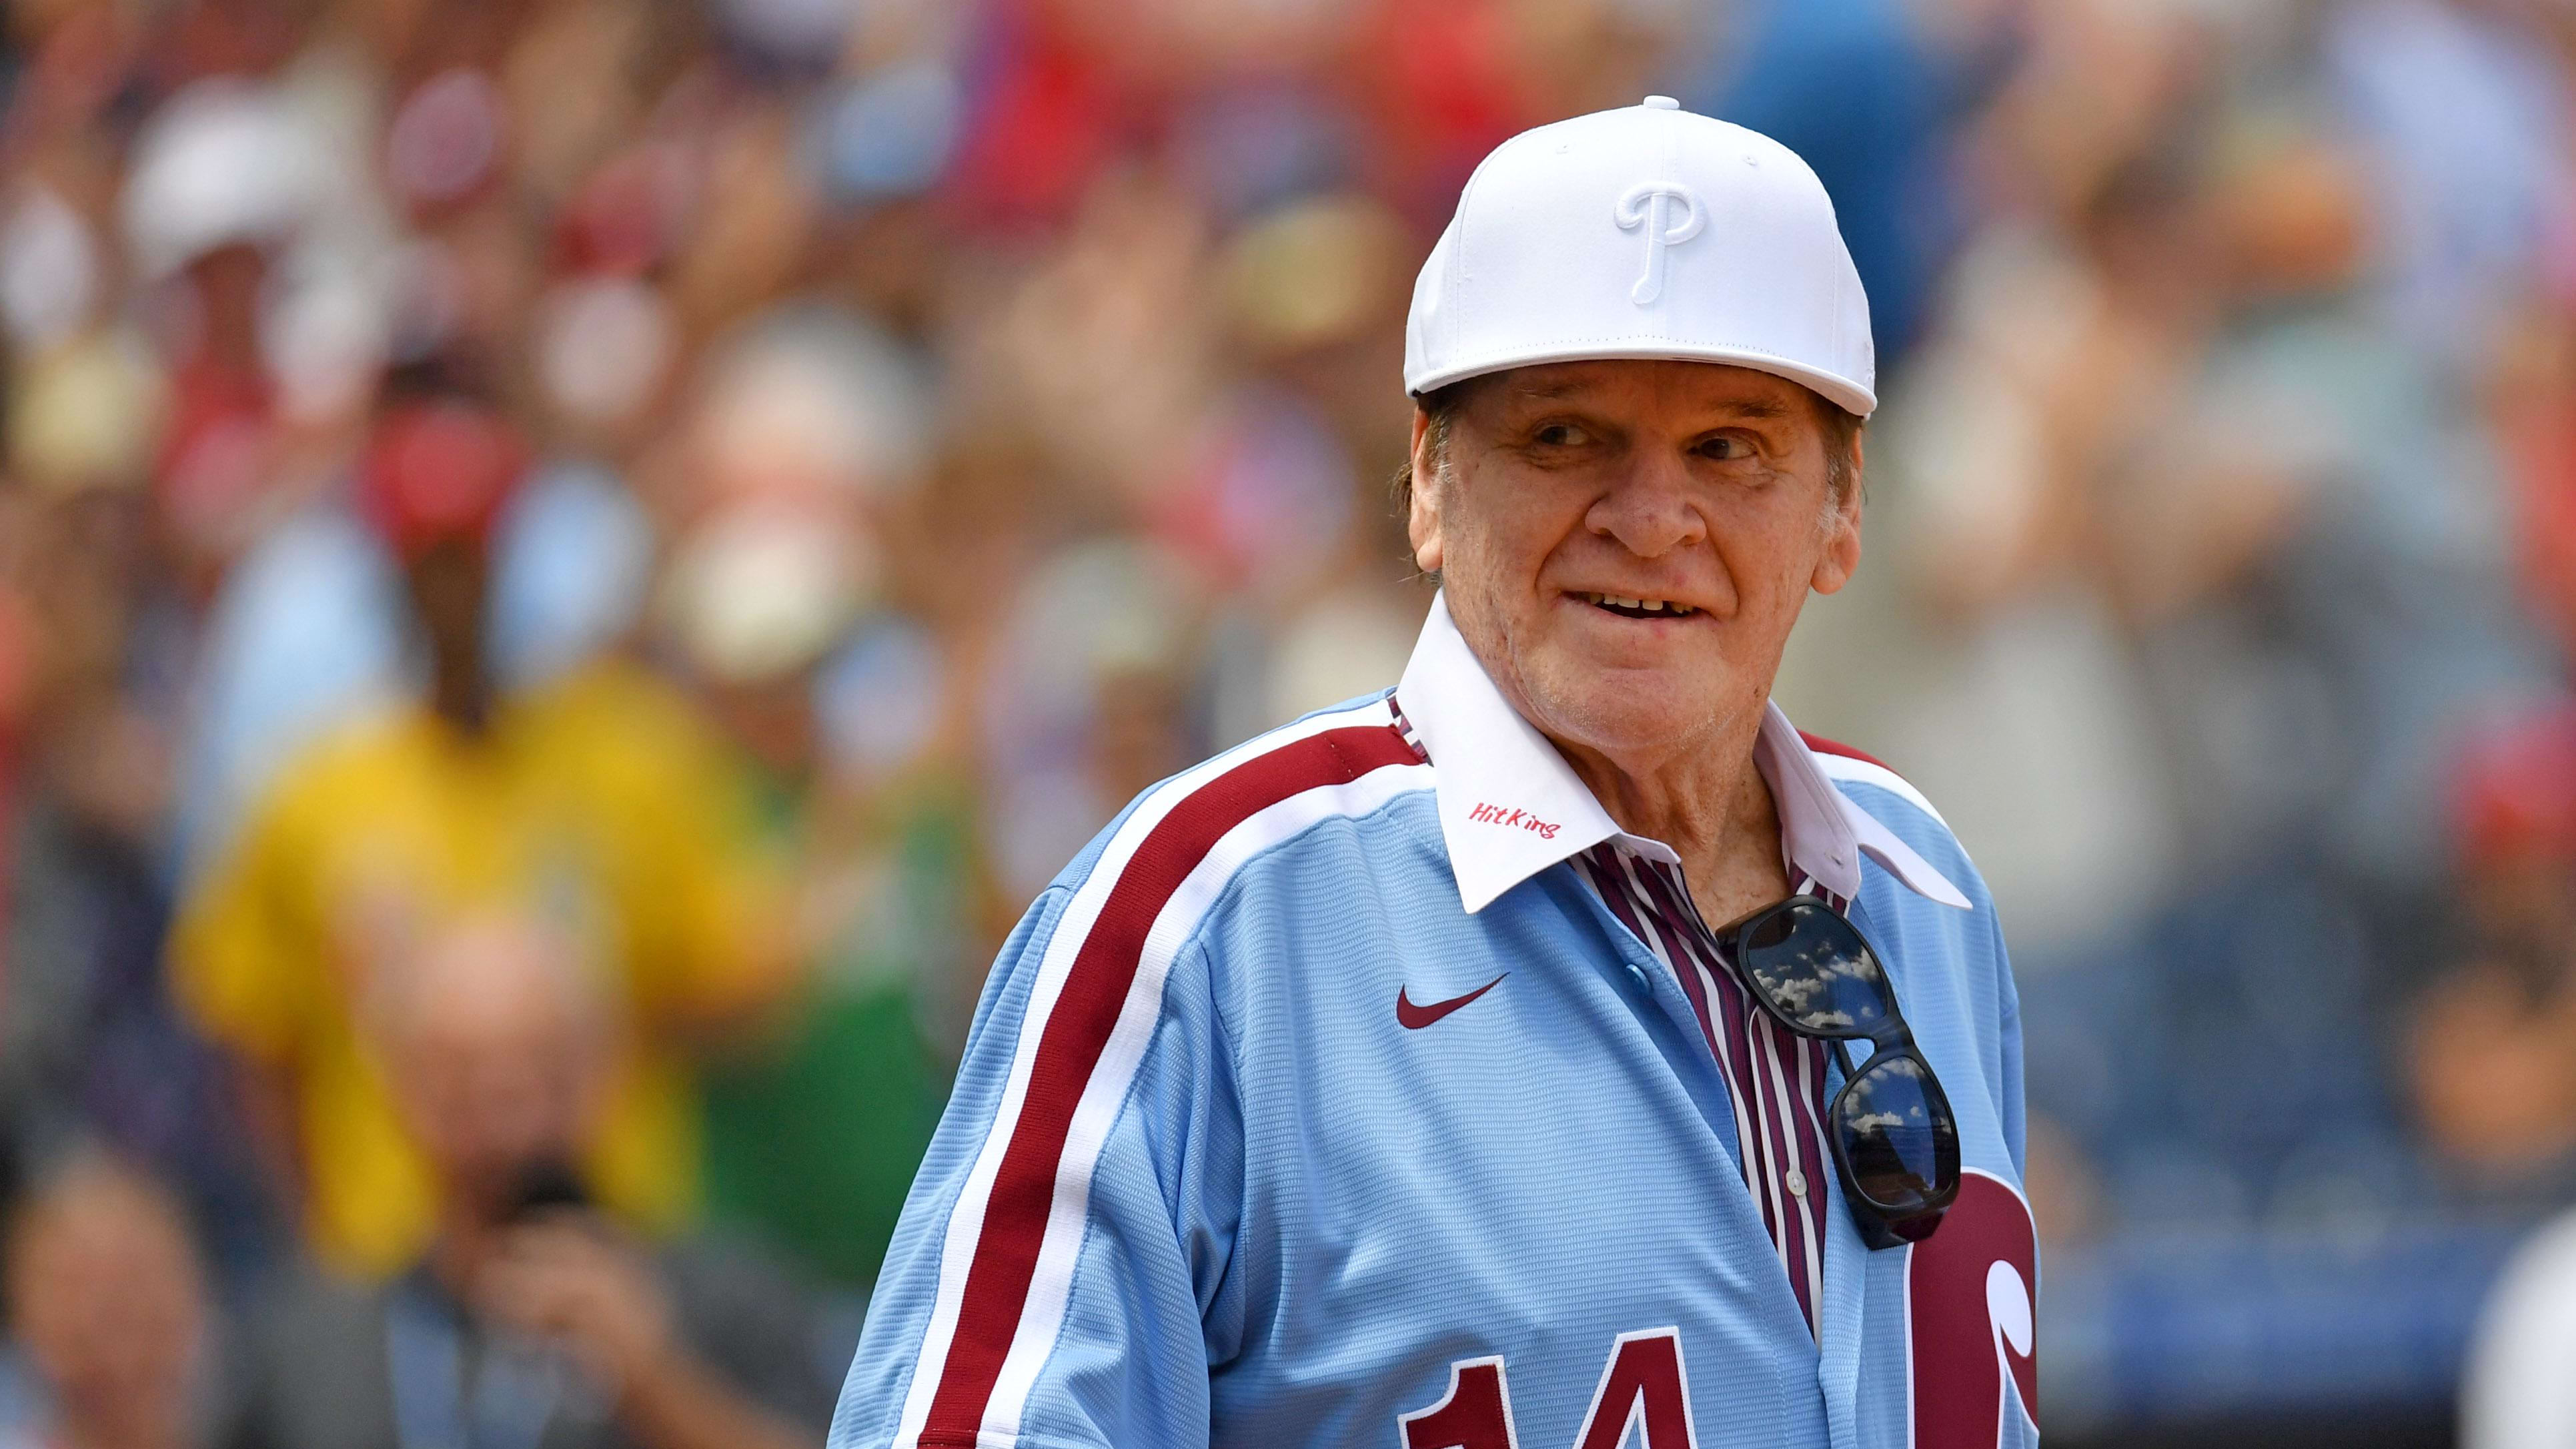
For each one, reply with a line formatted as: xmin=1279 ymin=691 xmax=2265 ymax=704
xmin=1615 ymin=182 xmax=1704 ymax=306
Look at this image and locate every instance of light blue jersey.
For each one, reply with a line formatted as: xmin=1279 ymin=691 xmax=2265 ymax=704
xmin=835 ymin=598 xmax=2036 ymax=1449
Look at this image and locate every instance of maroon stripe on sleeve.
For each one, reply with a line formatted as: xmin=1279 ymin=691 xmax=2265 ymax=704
xmin=918 ymin=724 xmax=1421 ymax=1443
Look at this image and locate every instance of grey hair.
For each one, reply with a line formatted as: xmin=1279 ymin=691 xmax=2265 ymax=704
xmin=1390 ymin=381 xmax=1470 ymax=520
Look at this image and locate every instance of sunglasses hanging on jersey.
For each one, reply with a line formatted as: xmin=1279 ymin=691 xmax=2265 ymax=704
xmin=1715 ymin=895 xmax=1961 ymax=1250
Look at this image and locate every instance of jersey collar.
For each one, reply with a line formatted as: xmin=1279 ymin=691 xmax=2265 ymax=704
xmin=1395 ymin=591 xmax=1969 ymax=915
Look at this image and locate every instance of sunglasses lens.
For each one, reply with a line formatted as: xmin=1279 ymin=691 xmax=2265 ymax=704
xmin=1738 ymin=900 xmax=1892 ymax=1036
xmin=1836 ymin=1052 xmax=1959 ymax=1216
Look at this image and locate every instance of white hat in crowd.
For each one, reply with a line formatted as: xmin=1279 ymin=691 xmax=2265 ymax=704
xmin=1404 ymin=95 xmax=1876 ymax=418
xmin=123 ymin=79 xmax=327 ymax=280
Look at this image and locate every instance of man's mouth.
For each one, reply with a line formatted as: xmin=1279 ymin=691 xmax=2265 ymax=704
xmin=1573 ymin=591 xmax=1700 ymax=619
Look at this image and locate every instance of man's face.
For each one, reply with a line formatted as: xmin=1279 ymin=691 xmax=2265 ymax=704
xmin=5 ymin=1165 xmax=205 ymax=1426
xmin=385 ymin=918 xmax=602 ymax=1219
xmin=1409 ymin=359 xmax=1861 ymax=764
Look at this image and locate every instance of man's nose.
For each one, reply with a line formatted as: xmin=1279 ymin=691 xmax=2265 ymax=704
xmin=1583 ymin=448 xmax=1707 ymax=558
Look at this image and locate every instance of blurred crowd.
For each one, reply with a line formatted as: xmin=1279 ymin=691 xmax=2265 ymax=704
xmin=3 ymin=0 xmax=2576 ymax=1443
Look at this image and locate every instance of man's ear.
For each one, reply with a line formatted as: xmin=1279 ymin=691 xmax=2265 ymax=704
xmin=1407 ymin=407 xmax=1445 ymax=574
xmin=1810 ymin=430 xmax=1864 ymax=596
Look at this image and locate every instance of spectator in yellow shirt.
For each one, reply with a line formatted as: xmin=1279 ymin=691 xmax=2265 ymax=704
xmin=173 ymin=377 xmax=794 ymax=1278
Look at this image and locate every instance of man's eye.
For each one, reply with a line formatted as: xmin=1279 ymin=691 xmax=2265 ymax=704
xmin=1701 ymin=436 xmax=1754 ymax=460
xmin=1533 ymin=423 xmax=1588 ymax=446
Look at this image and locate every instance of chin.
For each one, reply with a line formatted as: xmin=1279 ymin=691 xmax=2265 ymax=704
xmin=1523 ymin=660 xmax=1727 ymax=757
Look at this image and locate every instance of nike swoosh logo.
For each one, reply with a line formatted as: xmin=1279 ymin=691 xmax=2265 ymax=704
xmin=1395 ymin=973 xmax=1508 ymax=1030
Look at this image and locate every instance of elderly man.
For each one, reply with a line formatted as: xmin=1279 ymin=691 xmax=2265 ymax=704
xmin=229 ymin=911 xmax=840 ymax=1449
xmin=836 ymin=99 xmax=2033 ymax=1449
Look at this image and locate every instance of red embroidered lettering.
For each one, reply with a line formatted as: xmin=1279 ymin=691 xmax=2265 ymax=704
xmin=1465 ymin=803 xmax=1563 ymax=838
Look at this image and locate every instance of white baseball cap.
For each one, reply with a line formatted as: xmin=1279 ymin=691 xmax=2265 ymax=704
xmin=1403 ymin=95 xmax=1875 ymax=417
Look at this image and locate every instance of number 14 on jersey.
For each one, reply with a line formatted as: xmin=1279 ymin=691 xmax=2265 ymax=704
xmin=1398 ymin=1328 xmax=1698 ymax=1449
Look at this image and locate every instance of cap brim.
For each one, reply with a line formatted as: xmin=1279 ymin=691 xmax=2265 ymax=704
xmin=1409 ymin=342 xmax=1876 ymax=418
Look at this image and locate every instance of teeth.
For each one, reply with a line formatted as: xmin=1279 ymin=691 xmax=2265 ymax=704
xmin=1579 ymin=592 xmax=1698 ymax=617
